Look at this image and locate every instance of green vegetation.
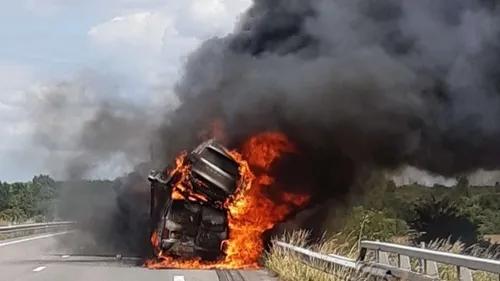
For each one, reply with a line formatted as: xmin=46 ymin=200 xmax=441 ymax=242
xmin=371 ymin=177 xmax=500 ymax=244
xmin=0 ymin=174 xmax=113 ymax=225
xmin=2 ymin=172 xmax=500 ymax=239
xmin=265 ymin=171 xmax=500 ymax=281
xmin=265 ymin=229 xmax=500 ymax=281
xmin=2 ymin=172 xmax=500 ymax=241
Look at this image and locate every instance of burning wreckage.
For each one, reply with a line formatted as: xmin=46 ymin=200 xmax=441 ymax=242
xmin=85 ymin=131 xmax=314 ymax=267
xmin=148 ymin=138 xmax=240 ymax=261
xmin=139 ymin=132 xmax=310 ymax=269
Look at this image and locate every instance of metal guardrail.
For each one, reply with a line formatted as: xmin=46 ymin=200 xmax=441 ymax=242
xmin=275 ymin=240 xmax=500 ymax=281
xmin=275 ymin=241 xmax=434 ymax=281
xmin=359 ymin=241 xmax=500 ymax=281
xmin=0 ymin=221 xmax=75 ymax=237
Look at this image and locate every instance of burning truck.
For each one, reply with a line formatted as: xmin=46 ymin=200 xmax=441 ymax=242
xmin=111 ymin=132 xmax=312 ymax=269
xmin=147 ymin=138 xmax=242 ymax=261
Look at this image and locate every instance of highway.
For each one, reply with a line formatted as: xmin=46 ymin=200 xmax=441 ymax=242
xmin=0 ymin=232 xmax=277 ymax=281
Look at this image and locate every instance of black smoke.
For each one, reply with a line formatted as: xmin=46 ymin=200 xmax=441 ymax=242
xmin=32 ymin=0 xmax=500 ymax=256
xmin=152 ymin=0 xmax=500 ymax=209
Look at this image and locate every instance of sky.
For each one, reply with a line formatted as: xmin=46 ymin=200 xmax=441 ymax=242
xmin=1 ymin=0 xmax=499 ymax=185
xmin=0 ymin=0 xmax=252 ymax=182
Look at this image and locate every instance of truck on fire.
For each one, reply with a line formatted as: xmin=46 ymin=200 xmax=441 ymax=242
xmin=147 ymin=139 xmax=241 ymax=261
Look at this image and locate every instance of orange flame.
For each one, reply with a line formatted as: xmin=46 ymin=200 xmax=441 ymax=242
xmin=145 ymin=131 xmax=310 ymax=269
xmin=199 ymin=118 xmax=227 ymax=143
xmin=166 ymin=151 xmax=209 ymax=202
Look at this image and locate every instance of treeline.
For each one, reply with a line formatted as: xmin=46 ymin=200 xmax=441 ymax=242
xmin=0 ymin=175 xmax=114 ymax=224
xmin=334 ymin=173 xmax=500 ymax=247
xmin=2 ymin=172 xmax=500 ymax=248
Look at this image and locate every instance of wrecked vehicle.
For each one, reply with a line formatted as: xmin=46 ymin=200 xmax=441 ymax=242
xmin=148 ymin=139 xmax=241 ymax=260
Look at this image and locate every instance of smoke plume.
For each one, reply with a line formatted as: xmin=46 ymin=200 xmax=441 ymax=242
xmin=29 ymin=71 xmax=157 ymax=179
xmin=28 ymin=70 xmax=157 ymax=257
xmin=153 ymin=0 xmax=500 ymax=194
xmin=30 ymin=0 xmax=500 ymax=255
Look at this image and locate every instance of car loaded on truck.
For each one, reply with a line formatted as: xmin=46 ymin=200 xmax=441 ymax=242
xmin=148 ymin=139 xmax=241 ymax=261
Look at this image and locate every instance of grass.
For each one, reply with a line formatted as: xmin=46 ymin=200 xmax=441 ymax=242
xmin=264 ymin=230 xmax=367 ymax=281
xmin=264 ymin=230 xmax=500 ymax=281
xmin=484 ymin=234 xmax=500 ymax=244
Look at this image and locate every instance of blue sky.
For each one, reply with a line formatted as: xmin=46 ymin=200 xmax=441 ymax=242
xmin=1 ymin=2 xmax=100 ymax=74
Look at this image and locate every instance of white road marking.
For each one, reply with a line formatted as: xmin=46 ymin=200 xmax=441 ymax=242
xmin=173 ymin=276 xmax=185 ymax=281
xmin=33 ymin=266 xmax=46 ymax=272
xmin=61 ymin=255 xmax=70 ymax=258
xmin=0 ymin=231 xmax=72 ymax=247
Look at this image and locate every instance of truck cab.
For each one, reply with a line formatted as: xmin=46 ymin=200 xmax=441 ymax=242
xmin=148 ymin=139 xmax=241 ymax=260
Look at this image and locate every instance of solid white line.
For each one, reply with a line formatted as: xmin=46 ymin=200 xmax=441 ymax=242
xmin=0 ymin=231 xmax=72 ymax=247
xmin=173 ymin=276 xmax=185 ymax=281
xmin=33 ymin=266 xmax=46 ymax=272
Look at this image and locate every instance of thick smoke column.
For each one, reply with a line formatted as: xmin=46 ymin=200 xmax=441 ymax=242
xmin=28 ymin=0 xmax=500 ymax=255
xmin=153 ymin=0 xmax=500 ymax=208
xmin=30 ymin=74 xmax=157 ymax=179
xmin=28 ymin=71 xmax=157 ymax=257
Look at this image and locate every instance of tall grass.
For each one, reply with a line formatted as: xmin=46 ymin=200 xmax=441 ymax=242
xmin=264 ymin=230 xmax=366 ymax=281
xmin=264 ymin=230 xmax=500 ymax=281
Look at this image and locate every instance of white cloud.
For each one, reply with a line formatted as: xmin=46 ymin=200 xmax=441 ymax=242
xmin=87 ymin=0 xmax=251 ymax=100
xmin=0 ymin=63 xmax=41 ymax=181
xmin=88 ymin=12 xmax=185 ymax=99
xmin=392 ymin=166 xmax=458 ymax=187
xmin=0 ymin=62 xmax=37 ymax=99
xmin=88 ymin=12 xmax=172 ymax=55
xmin=0 ymin=62 xmax=38 ymax=142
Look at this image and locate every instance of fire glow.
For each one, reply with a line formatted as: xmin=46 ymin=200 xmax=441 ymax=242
xmin=144 ymin=131 xmax=310 ymax=269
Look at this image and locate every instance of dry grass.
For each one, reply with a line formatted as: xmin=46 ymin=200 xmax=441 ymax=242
xmin=484 ymin=234 xmax=500 ymax=244
xmin=264 ymin=230 xmax=500 ymax=281
xmin=264 ymin=230 xmax=368 ymax=281
xmin=419 ymin=239 xmax=500 ymax=281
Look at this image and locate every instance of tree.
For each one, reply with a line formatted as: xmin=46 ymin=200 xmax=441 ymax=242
xmin=0 ymin=182 xmax=11 ymax=211
xmin=341 ymin=206 xmax=409 ymax=242
xmin=0 ymin=175 xmax=60 ymax=223
xmin=386 ymin=179 xmax=397 ymax=192
xmin=408 ymin=195 xmax=480 ymax=246
xmin=455 ymin=175 xmax=470 ymax=197
xmin=31 ymin=175 xmax=57 ymax=219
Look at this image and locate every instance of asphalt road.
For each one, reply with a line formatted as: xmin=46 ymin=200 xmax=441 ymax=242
xmin=0 ymin=232 xmax=277 ymax=281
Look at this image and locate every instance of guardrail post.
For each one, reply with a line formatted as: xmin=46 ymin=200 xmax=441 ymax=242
xmin=425 ymin=260 xmax=439 ymax=278
xmin=374 ymin=240 xmax=382 ymax=264
xmin=399 ymin=255 xmax=411 ymax=270
xmin=457 ymin=266 xmax=473 ymax=281
xmin=420 ymin=242 xmax=426 ymax=274
xmin=379 ymin=251 xmax=390 ymax=266
xmin=358 ymin=247 xmax=367 ymax=262
xmin=416 ymin=242 xmax=439 ymax=278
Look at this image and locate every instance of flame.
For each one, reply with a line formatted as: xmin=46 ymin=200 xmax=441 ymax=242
xmin=199 ymin=118 xmax=227 ymax=143
xmin=166 ymin=151 xmax=209 ymax=202
xmin=145 ymin=131 xmax=310 ymax=269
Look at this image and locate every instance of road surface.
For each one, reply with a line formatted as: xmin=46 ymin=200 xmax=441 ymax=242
xmin=0 ymin=232 xmax=277 ymax=281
